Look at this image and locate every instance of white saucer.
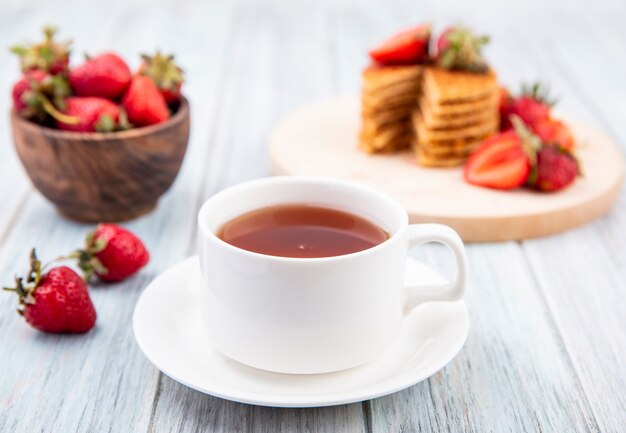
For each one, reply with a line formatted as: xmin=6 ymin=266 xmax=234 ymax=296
xmin=133 ymin=256 xmax=469 ymax=407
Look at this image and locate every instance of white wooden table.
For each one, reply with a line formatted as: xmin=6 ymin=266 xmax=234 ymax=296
xmin=1 ymin=0 xmax=625 ymax=431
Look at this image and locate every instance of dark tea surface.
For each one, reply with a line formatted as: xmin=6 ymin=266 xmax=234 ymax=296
xmin=217 ymin=204 xmax=388 ymax=258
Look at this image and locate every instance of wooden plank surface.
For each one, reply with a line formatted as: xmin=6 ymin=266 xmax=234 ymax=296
xmin=0 ymin=0 xmax=624 ymax=432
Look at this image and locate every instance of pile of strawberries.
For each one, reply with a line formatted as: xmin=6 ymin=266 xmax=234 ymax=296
xmin=3 ymin=224 xmax=149 ymax=333
xmin=11 ymin=26 xmax=184 ymax=132
xmin=465 ymin=84 xmax=580 ymax=192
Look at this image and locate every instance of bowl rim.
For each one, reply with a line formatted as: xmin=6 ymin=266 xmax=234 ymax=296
xmin=10 ymin=96 xmax=189 ymax=141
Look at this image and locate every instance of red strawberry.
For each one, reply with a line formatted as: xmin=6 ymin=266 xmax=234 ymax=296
xmin=436 ymin=26 xmax=490 ymax=73
xmin=55 ymin=97 xmax=120 ymax=132
xmin=531 ymin=118 xmax=575 ymax=151
xmin=69 ymin=52 xmax=132 ymax=99
xmin=528 ymin=146 xmax=579 ymax=192
xmin=11 ymin=26 xmax=71 ymax=74
xmin=3 ymin=250 xmax=96 ymax=333
xmin=69 ymin=224 xmax=150 ymax=282
xmin=369 ymin=24 xmax=431 ymax=66
xmin=12 ymin=70 xmax=72 ymax=122
xmin=498 ymin=86 xmax=514 ymax=130
xmin=122 ymin=76 xmax=169 ymax=127
xmin=505 ymin=83 xmax=553 ymax=129
xmin=12 ymin=70 xmax=49 ymax=117
xmin=464 ymin=130 xmax=531 ymax=189
xmin=138 ymin=51 xmax=184 ymax=104
xmin=436 ymin=27 xmax=454 ymax=54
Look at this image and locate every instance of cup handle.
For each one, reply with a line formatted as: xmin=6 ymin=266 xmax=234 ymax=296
xmin=403 ymin=224 xmax=468 ymax=315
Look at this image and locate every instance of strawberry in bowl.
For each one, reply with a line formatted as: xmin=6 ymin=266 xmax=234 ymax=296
xmin=9 ymin=27 xmax=190 ymax=222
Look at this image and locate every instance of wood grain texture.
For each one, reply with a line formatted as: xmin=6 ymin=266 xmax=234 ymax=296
xmin=0 ymin=0 xmax=625 ymax=432
xmin=369 ymin=243 xmax=599 ymax=432
xmin=516 ymin=13 xmax=626 ymax=433
xmin=12 ymin=99 xmax=190 ymax=222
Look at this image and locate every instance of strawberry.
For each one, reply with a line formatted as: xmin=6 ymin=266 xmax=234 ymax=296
xmin=138 ymin=51 xmax=184 ymax=104
xmin=369 ymin=24 xmax=431 ymax=66
xmin=12 ymin=70 xmax=49 ymax=118
xmin=505 ymin=83 xmax=553 ymax=129
xmin=528 ymin=146 xmax=579 ymax=192
xmin=11 ymin=26 xmax=71 ymax=74
xmin=531 ymin=118 xmax=575 ymax=151
xmin=464 ymin=130 xmax=531 ymax=189
xmin=121 ymin=76 xmax=169 ymax=127
xmin=68 ymin=224 xmax=150 ymax=282
xmin=69 ymin=52 xmax=132 ymax=100
xmin=498 ymin=86 xmax=513 ymax=130
xmin=54 ymin=97 xmax=120 ymax=132
xmin=12 ymin=70 xmax=72 ymax=122
xmin=436 ymin=26 xmax=490 ymax=73
xmin=3 ymin=250 xmax=96 ymax=333
xmin=436 ymin=27 xmax=455 ymax=54
xmin=466 ymin=115 xmax=580 ymax=192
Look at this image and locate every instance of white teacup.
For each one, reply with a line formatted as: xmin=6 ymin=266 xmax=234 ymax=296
xmin=197 ymin=176 xmax=468 ymax=374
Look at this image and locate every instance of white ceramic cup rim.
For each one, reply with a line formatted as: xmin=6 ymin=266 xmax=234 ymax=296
xmin=197 ymin=176 xmax=409 ymax=264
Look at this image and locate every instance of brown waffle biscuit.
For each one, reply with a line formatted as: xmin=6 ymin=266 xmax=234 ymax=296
xmin=361 ymin=117 xmax=411 ymax=137
xmin=362 ymin=64 xmax=423 ymax=91
xmin=417 ymin=139 xmax=481 ymax=156
xmin=413 ymin=112 xmax=498 ymax=141
xmin=422 ymin=66 xmax=498 ymax=103
xmin=418 ymin=91 xmax=498 ymax=118
xmin=361 ymin=64 xmax=422 ymax=114
xmin=362 ymin=105 xmax=413 ymax=126
xmin=363 ymin=91 xmax=419 ymax=111
xmin=414 ymin=147 xmax=468 ymax=167
xmin=363 ymin=77 xmax=421 ymax=99
xmin=421 ymin=102 xmax=499 ymax=130
xmin=361 ymin=133 xmax=413 ymax=154
xmin=359 ymin=122 xmax=413 ymax=153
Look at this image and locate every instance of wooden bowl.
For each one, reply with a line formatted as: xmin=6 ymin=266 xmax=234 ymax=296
xmin=11 ymin=98 xmax=190 ymax=222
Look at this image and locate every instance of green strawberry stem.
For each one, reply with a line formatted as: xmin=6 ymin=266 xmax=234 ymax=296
xmin=511 ymin=115 xmax=541 ymax=159
xmin=520 ymin=82 xmax=556 ymax=106
xmin=41 ymin=97 xmax=79 ymax=125
xmin=51 ymin=229 xmax=109 ymax=281
xmin=437 ymin=27 xmax=489 ymax=73
xmin=3 ymin=249 xmax=43 ymax=313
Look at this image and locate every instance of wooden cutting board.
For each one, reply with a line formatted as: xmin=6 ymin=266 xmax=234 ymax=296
xmin=269 ymin=96 xmax=624 ymax=242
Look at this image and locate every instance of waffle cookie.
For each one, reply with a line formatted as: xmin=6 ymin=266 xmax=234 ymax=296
xmin=421 ymin=67 xmax=499 ymax=103
xmin=360 ymin=64 xmax=423 ymax=153
xmin=411 ymin=66 xmax=499 ymax=167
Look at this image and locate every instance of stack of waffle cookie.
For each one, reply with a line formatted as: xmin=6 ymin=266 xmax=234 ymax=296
xmin=359 ymin=64 xmax=423 ymax=153
xmin=412 ymin=67 xmax=499 ymax=167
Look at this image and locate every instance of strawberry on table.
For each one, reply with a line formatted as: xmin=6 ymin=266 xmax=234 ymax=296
xmin=369 ymin=24 xmax=431 ymax=65
xmin=11 ymin=26 xmax=71 ymax=74
xmin=68 ymin=223 xmax=150 ymax=282
xmin=122 ymin=75 xmax=170 ymax=127
xmin=69 ymin=52 xmax=132 ymax=100
xmin=3 ymin=250 xmax=96 ymax=334
xmin=138 ymin=51 xmax=184 ymax=104
xmin=55 ymin=97 xmax=120 ymax=132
